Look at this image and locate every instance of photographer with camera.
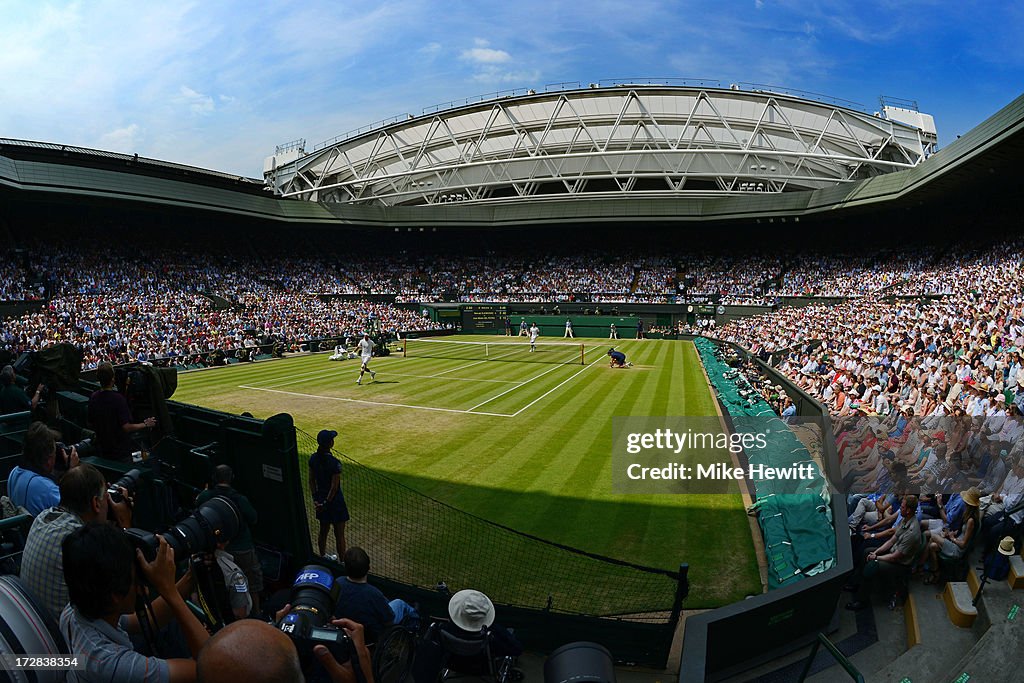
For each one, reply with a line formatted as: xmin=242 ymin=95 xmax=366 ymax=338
xmin=195 ymin=465 xmax=261 ymax=615
xmin=8 ymin=421 xmax=80 ymax=516
xmin=88 ymin=361 xmax=156 ymax=463
xmin=195 ymin=613 xmax=371 ymax=683
xmin=61 ymin=522 xmax=208 ymax=683
xmin=20 ymin=463 xmax=133 ymax=619
xmin=0 ymin=364 xmax=42 ymax=415
xmin=273 ymin=565 xmax=376 ymax=683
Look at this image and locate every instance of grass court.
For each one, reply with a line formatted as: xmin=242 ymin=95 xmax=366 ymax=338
xmin=172 ymin=335 xmax=761 ymax=607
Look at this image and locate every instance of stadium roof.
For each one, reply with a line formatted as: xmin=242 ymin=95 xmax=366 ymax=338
xmin=265 ymin=83 xmax=937 ymax=207
xmin=0 ymin=88 xmax=1021 ymax=227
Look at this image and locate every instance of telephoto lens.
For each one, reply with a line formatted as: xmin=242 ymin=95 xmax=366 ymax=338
xmin=544 ymin=642 xmax=616 ymax=683
xmin=124 ymin=495 xmax=241 ymax=562
xmin=162 ymin=495 xmax=240 ymax=558
xmin=278 ymin=565 xmax=351 ymax=669
xmin=108 ymin=468 xmax=142 ymax=503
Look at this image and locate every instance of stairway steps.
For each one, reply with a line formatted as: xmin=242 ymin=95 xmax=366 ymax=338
xmin=1008 ymin=554 xmax=1024 ymax=590
xmin=942 ymin=582 xmax=977 ymax=628
xmin=870 ymin=585 xmax=979 ymax=682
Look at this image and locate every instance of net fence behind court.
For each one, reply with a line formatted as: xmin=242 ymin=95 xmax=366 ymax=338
xmin=295 ymin=428 xmax=681 ymax=620
xmin=404 ymin=338 xmax=584 ymax=365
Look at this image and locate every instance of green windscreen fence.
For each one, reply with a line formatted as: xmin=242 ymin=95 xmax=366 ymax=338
xmin=293 ymin=428 xmax=683 ymax=620
xmin=694 ymin=337 xmax=836 ymax=589
xmin=499 ymin=314 xmax=638 ymax=338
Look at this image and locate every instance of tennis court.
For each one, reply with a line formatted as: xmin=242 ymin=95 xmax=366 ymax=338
xmin=172 ymin=335 xmax=763 ymax=607
xmin=236 ymin=337 xmax=606 ymax=417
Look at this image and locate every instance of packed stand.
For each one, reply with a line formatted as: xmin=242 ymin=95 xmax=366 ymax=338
xmin=0 ymin=250 xmax=39 ymax=301
xmin=769 ymin=250 xmax=932 ymax=298
xmin=712 ymin=238 xmax=1024 ymax=422
xmin=678 ymin=253 xmax=783 ymax=306
xmin=0 ymin=238 xmax=447 ymax=370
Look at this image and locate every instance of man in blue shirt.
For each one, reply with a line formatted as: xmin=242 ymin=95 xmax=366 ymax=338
xmin=8 ymin=421 xmax=79 ymax=516
xmin=781 ymin=397 xmax=797 ymax=424
xmin=607 ymin=348 xmax=632 ymax=368
xmin=333 ymin=546 xmax=418 ymax=641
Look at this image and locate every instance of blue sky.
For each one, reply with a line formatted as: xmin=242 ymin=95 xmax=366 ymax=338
xmin=1 ymin=1 xmax=1021 ymax=177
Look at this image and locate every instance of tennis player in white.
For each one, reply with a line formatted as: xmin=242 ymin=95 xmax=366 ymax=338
xmin=529 ymin=323 xmax=540 ymax=352
xmin=356 ymin=332 xmax=376 ymax=384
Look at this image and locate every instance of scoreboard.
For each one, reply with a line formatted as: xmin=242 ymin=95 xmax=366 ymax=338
xmin=461 ymin=304 xmax=508 ymax=330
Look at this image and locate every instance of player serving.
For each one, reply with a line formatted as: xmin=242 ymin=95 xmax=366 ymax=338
xmin=529 ymin=322 xmax=540 ymax=352
xmin=356 ymin=332 xmax=377 ymax=385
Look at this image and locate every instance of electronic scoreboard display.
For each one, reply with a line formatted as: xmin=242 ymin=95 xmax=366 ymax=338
xmin=461 ymin=304 xmax=508 ymax=330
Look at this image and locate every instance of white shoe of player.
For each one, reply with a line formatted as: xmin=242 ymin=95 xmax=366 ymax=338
xmin=356 ymin=379 xmax=361 ymax=385
xmin=371 ymin=371 xmax=376 ymax=379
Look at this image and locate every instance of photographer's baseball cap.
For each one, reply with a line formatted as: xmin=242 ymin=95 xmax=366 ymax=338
xmin=317 ymin=429 xmax=338 ymax=446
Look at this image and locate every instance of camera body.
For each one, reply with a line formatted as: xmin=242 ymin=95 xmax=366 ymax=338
xmin=108 ymin=468 xmax=141 ymax=504
xmin=278 ymin=565 xmax=351 ymax=666
xmin=55 ymin=438 xmax=93 ymax=459
xmin=54 ymin=439 xmax=93 ymax=473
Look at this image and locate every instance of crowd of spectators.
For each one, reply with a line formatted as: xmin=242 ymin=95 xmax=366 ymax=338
xmin=710 ymin=239 xmax=1024 ymax=424
xmin=768 ymin=250 xmax=932 ymax=298
xmin=678 ymin=253 xmax=783 ymax=302
xmin=0 ymin=251 xmax=39 ymax=301
xmin=5 ymin=229 xmax=1024 ymax=377
xmin=342 ymin=252 xmax=674 ymax=303
xmin=0 ymin=238 xmax=446 ymax=369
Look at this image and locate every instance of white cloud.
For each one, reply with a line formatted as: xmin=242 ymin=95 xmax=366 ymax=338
xmin=179 ymin=86 xmax=216 ymax=115
xmin=95 ymin=124 xmax=141 ymax=153
xmin=471 ymin=67 xmax=540 ymax=84
xmin=0 ymin=1 xmax=1017 ymax=174
xmin=461 ymin=47 xmax=512 ymax=64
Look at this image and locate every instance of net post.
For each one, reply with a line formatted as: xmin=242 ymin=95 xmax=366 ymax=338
xmin=403 ymin=338 xmax=407 ymax=358
xmin=579 ymin=343 xmax=584 ymax=365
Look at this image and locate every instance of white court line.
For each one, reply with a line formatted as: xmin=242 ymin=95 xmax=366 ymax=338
xmin=510 ymin=357 xmax=603 ymax=417
xmin=252 ymin=356 xmax=526 ymax=390
xmin=238 ymin=385 xmax=513 ymax=417
xmin=244 ymin=356 xmax=404 ymax=389
xmin=377 ymin=372 xmax=520 ymax=384
xmin=466 ymin=362 xmax=567 ymax=412
xmin=425 ymin=345 xmax=527 ymax=377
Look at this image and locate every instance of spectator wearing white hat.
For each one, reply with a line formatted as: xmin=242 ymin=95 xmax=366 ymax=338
xmin=413 ymin=589 xmax=522 ymax=683
xmin=445 ymin=590 xmax=521 ymax=657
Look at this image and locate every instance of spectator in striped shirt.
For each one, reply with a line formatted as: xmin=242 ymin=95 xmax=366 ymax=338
xmin=20 ymin=464 xmax=132 ymax=619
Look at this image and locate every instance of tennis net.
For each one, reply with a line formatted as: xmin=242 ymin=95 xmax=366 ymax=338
xmin=403 ymin=337 xmax=585 ymax=365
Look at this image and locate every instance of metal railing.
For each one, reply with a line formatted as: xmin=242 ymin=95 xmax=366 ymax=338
xmin=797 ymin=633 xmax=864 ymax=682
